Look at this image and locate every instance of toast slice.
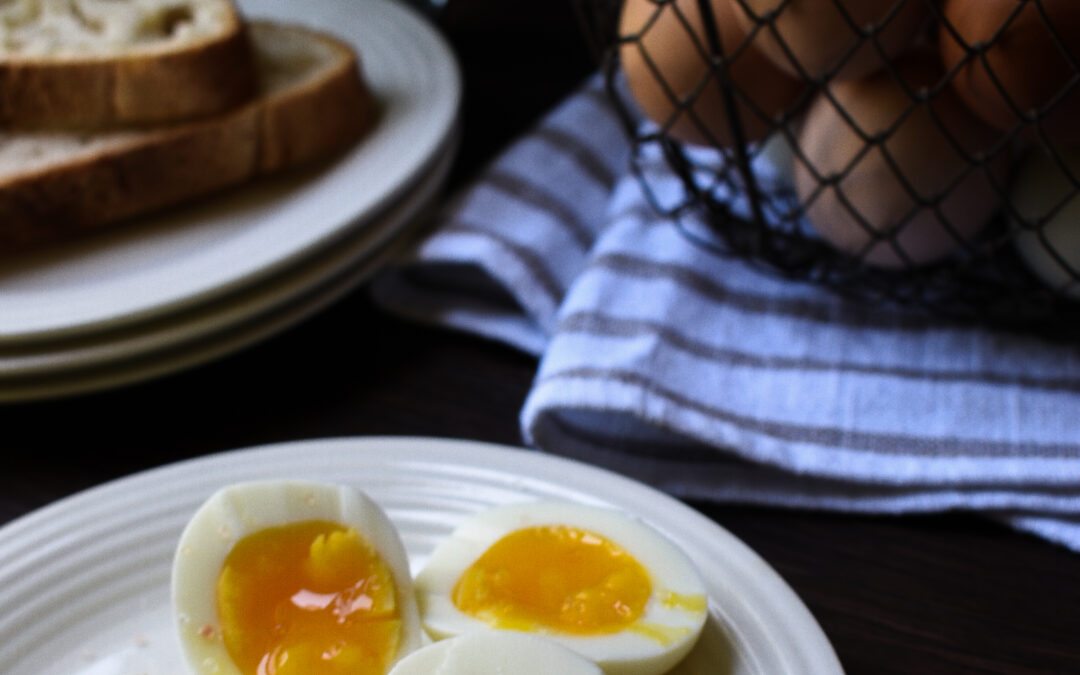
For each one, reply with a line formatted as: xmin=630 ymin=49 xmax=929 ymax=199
xmin=0 ymin=0 xmax=259 ymax=127
xmin=0 ymin=20 xmax=376 ymax=253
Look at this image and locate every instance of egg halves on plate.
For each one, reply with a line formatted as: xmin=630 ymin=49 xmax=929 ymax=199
xmin=414 ymin=501 xmax=709 ymax=675
xmin=171 ymin=481 xmax=424 ymax=675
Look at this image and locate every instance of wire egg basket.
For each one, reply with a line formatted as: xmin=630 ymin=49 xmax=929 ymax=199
xmin=573 ymin=0 xmax=1080 ymax=339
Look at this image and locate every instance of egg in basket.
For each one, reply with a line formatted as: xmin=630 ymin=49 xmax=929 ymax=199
xmin=588 ymin=0 xmax=1080 ymax=335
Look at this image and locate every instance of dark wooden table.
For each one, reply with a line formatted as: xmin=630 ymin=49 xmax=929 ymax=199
xmin=3 ymin=2 xmax=1080 ymax=673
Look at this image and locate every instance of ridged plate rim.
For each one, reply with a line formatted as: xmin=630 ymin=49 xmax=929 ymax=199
xmin=0 ymin=436 xmax=843 ymax=675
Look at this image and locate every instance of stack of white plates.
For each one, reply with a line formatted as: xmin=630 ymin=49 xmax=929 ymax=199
xmin=0 ymin=0 xmax=461 ymax=403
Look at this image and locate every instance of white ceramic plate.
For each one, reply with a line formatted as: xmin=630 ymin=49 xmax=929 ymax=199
xmin=0 ymin=137 xmax=456 ymax=402
xmin=0 ymin=0 xmax=460 ymax=343
xmin=0 ymin=238 xmax=396 ymax=402
xmin=0 ymin=130 xmax=457 ymax=386
xmin=0 ymin=437 xmax=844 ymax=675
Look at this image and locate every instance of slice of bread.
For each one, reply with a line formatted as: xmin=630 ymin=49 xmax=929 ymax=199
xmin=0 ymin=0 xmax=258 ymax=127
xmin=0 ymin=20 xmax=376 ymax=253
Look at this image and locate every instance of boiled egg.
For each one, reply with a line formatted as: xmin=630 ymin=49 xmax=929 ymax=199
xmin=171 ymin=480 xmax=424 ymax=675
xmin=619 ymin=0 xmax=805 ymax=148
xmin=387 ymin=630 xmax=604 ymax=675
xmin=413 ymin=501 xmax=708 ymax=675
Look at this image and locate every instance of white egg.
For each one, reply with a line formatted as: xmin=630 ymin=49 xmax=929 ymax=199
xmin=171 ymin=480 xmax=424 ymax=675
xmin=1011 ymin=146 xmax=1080 ymax=298
xmin=413 ymin=501 xmax=708 ymax=675
xmin=387 ymin=630 xmax=604 ymax=675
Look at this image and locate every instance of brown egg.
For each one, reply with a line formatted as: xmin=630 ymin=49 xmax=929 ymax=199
xmin=939 ymin=0 xmax=1080 ymax=144
xmin=732 ymin=0 xmax=929 ymax=81
xmin=619 ymin=0 xmax=805 ymax=148
xmin=794 ymin=51 xmax=1009 ymax=268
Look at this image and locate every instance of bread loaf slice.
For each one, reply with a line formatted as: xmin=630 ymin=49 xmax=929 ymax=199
xmin=0 ymin=0 xmax=258 ymax=126
xmin=0 ymin=20 xmax=375 ymax=253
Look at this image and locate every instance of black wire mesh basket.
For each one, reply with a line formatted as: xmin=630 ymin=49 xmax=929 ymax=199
xmin=574 ymin=0 xmax=1080 ymax=339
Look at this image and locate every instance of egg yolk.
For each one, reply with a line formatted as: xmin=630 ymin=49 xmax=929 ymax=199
xmin=216 ymin=520 xmax=401 ymax=675
xmin=451 ymin=525 xmax=651 ymax=635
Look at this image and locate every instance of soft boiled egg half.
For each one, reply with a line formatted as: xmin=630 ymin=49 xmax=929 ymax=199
xmin=414 ymin=501 xmax=709 ymax=675
xmin=388 ymin=630 xmax=604 ymax=675
xmin=171 ymin=481 xmax=424 ymax=675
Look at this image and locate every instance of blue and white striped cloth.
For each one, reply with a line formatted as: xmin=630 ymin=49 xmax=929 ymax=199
xmin=371 ymin=75 xmax=1080 ymax=552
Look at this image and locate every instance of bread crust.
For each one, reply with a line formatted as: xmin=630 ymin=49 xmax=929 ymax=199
xmin=257 ymin=33 xmax=374 ymax=173
xmin=0 ymin=9 xmax=259 ymax=127
xmin=0 ymin=21 xmax=376 ymax=252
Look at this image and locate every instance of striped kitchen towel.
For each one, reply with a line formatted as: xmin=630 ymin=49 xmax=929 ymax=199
xmin=371 ymin=74 xmax=1080 ymax=552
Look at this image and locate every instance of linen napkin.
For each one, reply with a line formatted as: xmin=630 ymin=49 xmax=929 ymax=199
xmin=371 ymin=74 xmax=1080 ymax=552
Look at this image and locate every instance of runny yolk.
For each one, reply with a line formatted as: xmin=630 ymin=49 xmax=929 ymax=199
xmin=451 ymin=525 xmax=652 ymax=635
xmin=216 ymin=520 xmax=401 ymax=675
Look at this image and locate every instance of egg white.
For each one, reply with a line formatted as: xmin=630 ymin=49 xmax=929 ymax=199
xmin=387 ymin=630 xmax=604 ymax=675
xmin=171 ymin=480 xmax=424 ymax=675
xmin=413 ymin=501 xmax=708 ymax=675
